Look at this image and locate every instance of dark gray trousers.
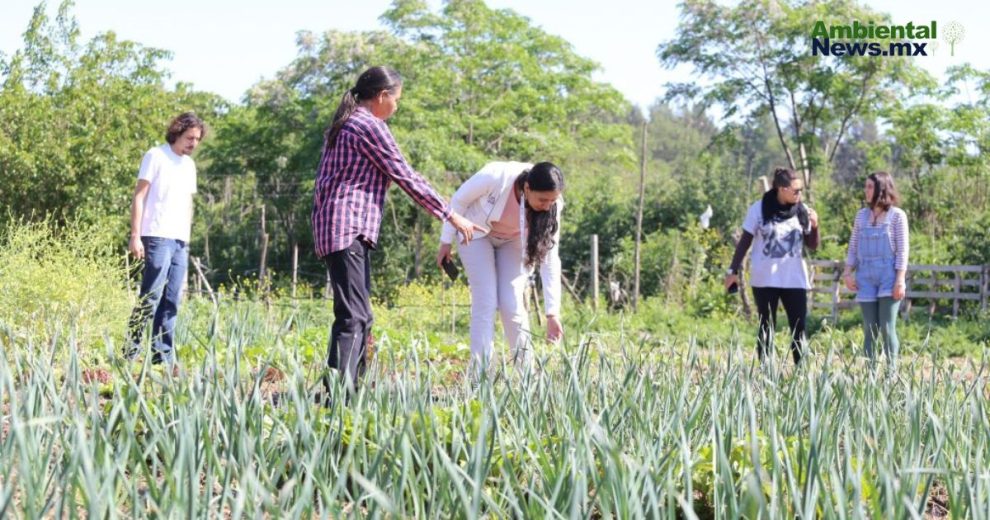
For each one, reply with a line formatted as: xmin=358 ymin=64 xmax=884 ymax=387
xmin=324 ymin=239 xmax=373 ymax=391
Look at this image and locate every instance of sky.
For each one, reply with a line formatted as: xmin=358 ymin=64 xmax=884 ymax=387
xmin=1 ymin=0 xmax=988 ymax=111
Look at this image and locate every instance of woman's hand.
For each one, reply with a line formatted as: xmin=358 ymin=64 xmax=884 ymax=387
xmin=893 ymin=276 xmax=906 ymax=300
xmin=843 ymin=272 xmax=858 ymax=292
xmin=436 ymin=243 xmax=453 ymax=268
xmin=546 ymin=315 xmax=563 ymax=343
xmin=447 ymin=212 xmax=484 ymax=244
xmin=724 ymin=273 xmax=739 ymax=291
xmin=807 ymin=207 xmax=819 ymax=229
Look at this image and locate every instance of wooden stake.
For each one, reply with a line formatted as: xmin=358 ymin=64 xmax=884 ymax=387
xmin=633 ymin=120 xmax=647 ymax=311
xmin=591 ymin=234 xmax=600 ymax=311
xmin=291 ymin=243 xmax=299 ymax=299
xmin=190 ymin=255 xmax=217 ymax=306
xmin=259 ymin=205 xmax=269 ymax=289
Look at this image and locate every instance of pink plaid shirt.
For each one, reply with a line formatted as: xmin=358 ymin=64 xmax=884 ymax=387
xmin=312 ymin=107 xmax=451 ymax=257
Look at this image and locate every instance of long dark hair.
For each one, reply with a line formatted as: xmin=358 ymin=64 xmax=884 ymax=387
xmin=867 ymin=171 xmax=900 ymax=210
xmin=515 ymin=162 xmax=564 ymax=268
xmin=324 ymin=66 xmax=403 ymax=151
xmin=165 ymin=112 xmax=206 ymax=144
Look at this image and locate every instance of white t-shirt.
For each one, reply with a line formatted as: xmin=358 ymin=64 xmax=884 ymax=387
xmin=742 ymin=201 xmax=810 ymax=289
xmin=137 ymin=144 xmax=197 ymax=242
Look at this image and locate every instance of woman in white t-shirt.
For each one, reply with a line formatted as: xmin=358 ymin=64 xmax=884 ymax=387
xmin=724 ymin=168 xmax=820 ymax=365
xmin=436 ymin=162 xmax=564 ymax=373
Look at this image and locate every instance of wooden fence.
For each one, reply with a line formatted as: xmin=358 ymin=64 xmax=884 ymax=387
xmin=808 ymin=260 xmax=990 ymax=322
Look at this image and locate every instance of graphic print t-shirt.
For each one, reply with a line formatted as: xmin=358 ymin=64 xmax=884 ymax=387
xmin=742 ymin=201 xmax=810 ymax=289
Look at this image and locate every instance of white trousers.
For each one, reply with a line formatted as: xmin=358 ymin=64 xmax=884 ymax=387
xmin=458 ymin=235 xmax=532 ymax=369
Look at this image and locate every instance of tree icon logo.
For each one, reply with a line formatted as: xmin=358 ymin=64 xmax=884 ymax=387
xmin=943 ymin=21 xmax=965 ymax=57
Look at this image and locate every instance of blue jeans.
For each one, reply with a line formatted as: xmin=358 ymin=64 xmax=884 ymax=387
xmin=126 ymin=237 xmax=188 ymax=363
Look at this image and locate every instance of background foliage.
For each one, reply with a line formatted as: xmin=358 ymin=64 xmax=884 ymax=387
xmin=1 ymin=0 xmax=988 ymax=316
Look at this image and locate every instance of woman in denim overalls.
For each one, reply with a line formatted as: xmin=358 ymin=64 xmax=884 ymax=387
xmin=843 ymin=172 xmax=909 ymax=365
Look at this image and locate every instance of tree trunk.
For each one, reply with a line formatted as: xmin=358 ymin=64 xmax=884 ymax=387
xmin=762 ymin=67 xmax=797 ymax=171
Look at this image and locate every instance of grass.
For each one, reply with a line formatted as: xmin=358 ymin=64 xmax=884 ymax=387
xmin=1 ymin=293 xmax=989 ymax=518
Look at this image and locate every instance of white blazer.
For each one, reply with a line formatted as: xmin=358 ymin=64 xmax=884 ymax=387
xmin=440 ymin=161 xmax=563 ymax=316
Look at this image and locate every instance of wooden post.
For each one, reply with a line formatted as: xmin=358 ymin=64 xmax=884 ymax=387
xmin=203 ymin=224 xmax=211 ymax=268
xmin=449 ymin=282 xmax=456 ymax=335
xmin=413 ymin=216 xmax=423 ymax=280
xmin=325 ymin=269 xmax=331 ymax=300
xmin=591 ymin=234 xmax=600 ymax=311
xmin=903 ymin=268 xmax=913 ymax=321
xmin=259 ymin=205 xmax=269 ymax=289
xmin=633 ymin=121 xmax=647 ymax=311
xmin=831 ymin=264 xmax=840 ymax=324
xmin=291 ymin=243 xmax=299 ymax=299
xmin=982 ymin=265 xmax=989 ymax=313
xmin=929 ymin=270 xmax=938 ymax=317
xmin=953 ymin=269 xmax=962 ymax=318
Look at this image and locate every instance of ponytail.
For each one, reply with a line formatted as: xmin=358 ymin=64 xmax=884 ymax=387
xmin=324 ymin=90 xmax=359 ymax=151
xmin=323 ymin=67 xmax=403 ymax=151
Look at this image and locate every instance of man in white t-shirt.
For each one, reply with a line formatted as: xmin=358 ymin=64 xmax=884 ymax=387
xmin=124 ymin=112 xmax=205 ymax=369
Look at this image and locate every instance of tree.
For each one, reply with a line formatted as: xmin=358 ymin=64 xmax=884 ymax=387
xmin=0 ymin=1 xmax=223 ymax=229
xmin=201 ymin=0 xmax=634 ymax=289
xmin=656 ymin=0 xmax=933 ymax=199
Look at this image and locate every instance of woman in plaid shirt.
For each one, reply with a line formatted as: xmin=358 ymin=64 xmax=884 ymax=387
xmin=313 ymin=66 xmax=480 ymax=393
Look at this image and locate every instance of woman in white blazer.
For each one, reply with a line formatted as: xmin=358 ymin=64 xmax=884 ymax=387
xmin=436 ymin=161 xmax=564 ymax=371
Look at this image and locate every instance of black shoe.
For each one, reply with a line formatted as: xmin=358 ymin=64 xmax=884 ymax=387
xmin=149 ymin=351 xmax=177 ymax=364
xmin=313 ymin=391 xmax=333 ymax=408
xmin=122 ymin=345 xmax=142 ymax=361
xmin=149 ymin=352 xmax=179 ymax=377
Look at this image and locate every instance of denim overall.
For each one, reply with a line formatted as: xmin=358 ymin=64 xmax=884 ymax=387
xmin=855 ymin=211 xmax=896 ymax=302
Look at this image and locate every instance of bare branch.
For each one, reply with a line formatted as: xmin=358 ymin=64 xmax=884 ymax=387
xmin=828 ymin=69 xmax=875 ymax=164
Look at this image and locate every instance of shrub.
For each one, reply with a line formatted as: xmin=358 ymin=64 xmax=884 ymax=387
xmin=0 ymin=219 xmax=132 ymax=355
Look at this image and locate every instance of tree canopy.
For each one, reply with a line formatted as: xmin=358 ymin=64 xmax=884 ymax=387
xmin=657 ymin=0 xmax=935 ymax=197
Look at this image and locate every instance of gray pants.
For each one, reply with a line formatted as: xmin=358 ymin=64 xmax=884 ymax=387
xmin=860 ymin=298 xmax=900 ymax=363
